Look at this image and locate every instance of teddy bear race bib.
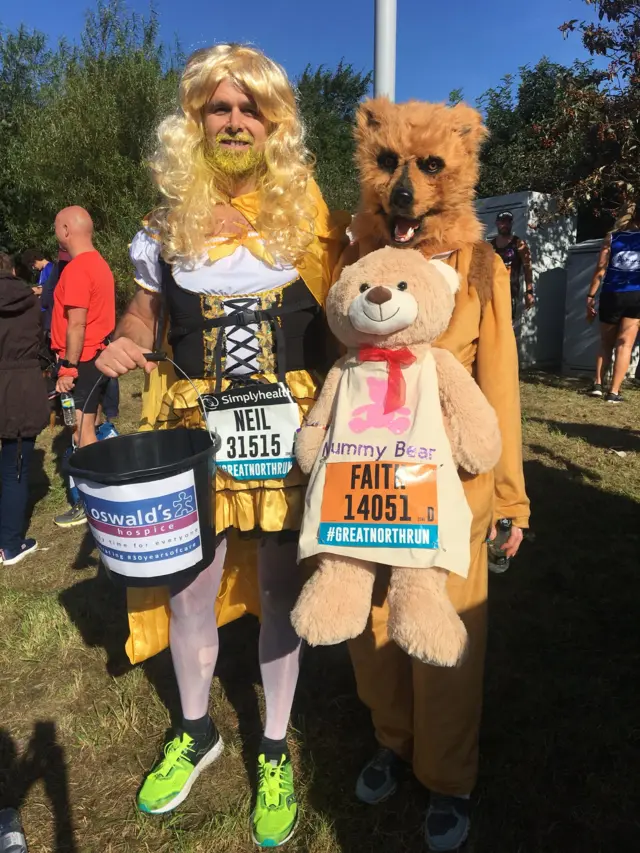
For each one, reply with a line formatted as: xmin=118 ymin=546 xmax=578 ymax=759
xmin=298 ymin=350 xmax=473 ymax=577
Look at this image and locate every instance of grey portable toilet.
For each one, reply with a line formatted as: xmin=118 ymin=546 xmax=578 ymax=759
xmin=475 ymin=191 xmax=577 ymax=369
xmin=562 ymin=239 xmax=640 ymax=379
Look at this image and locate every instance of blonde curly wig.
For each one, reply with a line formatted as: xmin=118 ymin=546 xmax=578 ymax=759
xmin=148 ymin=44 xmax=316 ymax=265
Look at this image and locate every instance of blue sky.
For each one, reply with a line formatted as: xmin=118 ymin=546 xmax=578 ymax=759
xmin=2 ymin=0 xmax=600 ymax=105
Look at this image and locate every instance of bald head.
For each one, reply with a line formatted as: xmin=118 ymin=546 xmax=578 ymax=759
xmin=55 ymin=206 xmax=94 ymax=256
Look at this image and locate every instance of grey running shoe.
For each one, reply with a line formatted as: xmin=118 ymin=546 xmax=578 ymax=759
xmin=54 ymin=501 xmax=87 ymax=528
xmin=588 ymin=382 xmax=603 ymax=397
xmin=425 ymin=794 xmax=470 ymax=852
xmin=355 ymin=747 xmax=404 ymax=805
xmin=605 ymin=392 xmax=623 ymax=403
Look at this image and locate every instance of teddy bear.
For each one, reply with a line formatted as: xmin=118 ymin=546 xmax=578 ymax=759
xmin=292 ymin=247 xmax=502 ymax=667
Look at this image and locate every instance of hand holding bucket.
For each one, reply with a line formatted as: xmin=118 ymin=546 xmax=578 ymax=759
xmin=95 ymin=337 xmax=160 ymax=378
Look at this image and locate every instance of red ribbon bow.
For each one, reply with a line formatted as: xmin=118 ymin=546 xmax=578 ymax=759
xmin=358 ymin=346 xmax=416 ymax=413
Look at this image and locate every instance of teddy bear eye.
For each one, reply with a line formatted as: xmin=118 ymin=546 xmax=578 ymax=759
xmin=359 ymin=283 xmax=370 ymax=293
xmin=397 ymin=281 xmax=408 ymax=291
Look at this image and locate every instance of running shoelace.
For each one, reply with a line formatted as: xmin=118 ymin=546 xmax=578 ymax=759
xmin=258 ymin=757 xmax=287 ymax=808
xmin=155 ymin=734 xmax=195 ymax=777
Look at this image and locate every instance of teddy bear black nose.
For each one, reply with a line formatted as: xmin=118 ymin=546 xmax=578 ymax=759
xmin=366 ymin=286 xmax=392 ymax=305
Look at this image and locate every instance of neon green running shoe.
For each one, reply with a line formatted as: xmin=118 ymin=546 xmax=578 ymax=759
xmin=137 ymin=729 xmax=223 ymax=815
xmin=251 ymin=754 xmax=298 ymax=848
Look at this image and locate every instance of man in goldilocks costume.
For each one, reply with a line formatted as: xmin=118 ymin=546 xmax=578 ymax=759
xmin=96 ymin=44 xmax=347 ymax=847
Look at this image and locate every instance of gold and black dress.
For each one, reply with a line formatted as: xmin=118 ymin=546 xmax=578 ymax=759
xmin=131 ymin=227 xmax=332 ymax=536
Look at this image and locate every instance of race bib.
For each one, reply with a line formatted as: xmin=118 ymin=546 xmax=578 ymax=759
xmin=202 ymin=383 xmax=300 ymax=481
xmin=318 ymin=461 xmax=439 ymax=549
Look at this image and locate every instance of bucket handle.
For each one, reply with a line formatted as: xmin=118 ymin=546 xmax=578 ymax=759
xmin=75 ymin=352 xmax=220 ymax=449
xmin=142 ymin=352 xmax=218 ymax=448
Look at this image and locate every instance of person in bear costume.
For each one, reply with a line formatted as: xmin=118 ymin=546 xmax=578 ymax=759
xmin=334 ymin=97 xmax=531 ymax=852
xmin=292 ymin=247 xmax=502 ymax=669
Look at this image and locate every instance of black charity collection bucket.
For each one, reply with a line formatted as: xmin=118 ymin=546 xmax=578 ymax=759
xmin=67 ymin=428 xmax=218 ymax=587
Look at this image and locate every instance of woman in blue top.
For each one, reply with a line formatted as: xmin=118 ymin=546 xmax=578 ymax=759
xmin=587 ymin=201 xmax=640 ymax=402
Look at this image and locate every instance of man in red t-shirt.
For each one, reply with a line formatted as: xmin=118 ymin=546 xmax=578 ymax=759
xmin=52 ymin=206 xmax=116 ymax=526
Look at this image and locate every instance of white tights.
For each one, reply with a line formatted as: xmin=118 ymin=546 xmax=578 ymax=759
xmin=168 ymin=536 xmax=302 ymax=741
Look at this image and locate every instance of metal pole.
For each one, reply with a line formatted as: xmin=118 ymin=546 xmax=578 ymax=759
xmin=374 ymin=0 xmax=397 ymax=101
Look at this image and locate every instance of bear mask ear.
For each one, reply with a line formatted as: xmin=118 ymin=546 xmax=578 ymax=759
xmin=429 ymin=259 xmax=460 ymax=295
xmin=355 ymin=97 xmax=390 ymax=139
xmin=448 ymin=103 xmax=488 ymax=153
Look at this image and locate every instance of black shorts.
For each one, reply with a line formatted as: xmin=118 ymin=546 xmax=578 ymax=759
xmin=72 ymin=357 xmax=109 ymax=414
xmin=599 ymin=290 xmax=640 ymax=325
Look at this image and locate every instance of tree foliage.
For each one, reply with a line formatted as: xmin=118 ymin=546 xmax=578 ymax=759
xmin=478 ymin=0 xmax=639 ymax=235
xmin=478 ymin=59 xmax=598 ymax=200
xmin=0 ymin=26 xmax=58 ymax=252
xmin=297 ymin=62 xmax=372 ymax=211
xmin=0 ymin=1 xmax=370 ymax=303
xmin=554 ymin=0 xmax=640 ymax=217
xmin=560 ymin=0 xmax=640 ymax=85
xmin=0 ymin=1 xmax=180 ymax=300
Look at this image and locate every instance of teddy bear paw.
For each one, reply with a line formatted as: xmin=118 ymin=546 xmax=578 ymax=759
xmin=388 ymin=599 xmax=468 ymax=667
xmin=290 ymin=559 xmax=376 ymax=646
xmin=295 ymin=426 xmax=327 ymax=474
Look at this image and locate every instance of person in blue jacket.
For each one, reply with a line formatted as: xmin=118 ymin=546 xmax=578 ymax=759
xmin=587 ymin=201 xmax=640 ymax=403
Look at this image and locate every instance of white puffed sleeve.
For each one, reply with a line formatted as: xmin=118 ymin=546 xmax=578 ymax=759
xmin=130 ymin=229 xmax=163 ymax=293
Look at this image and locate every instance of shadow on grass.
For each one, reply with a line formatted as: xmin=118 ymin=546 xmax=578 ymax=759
xmin=0 ymin=722 xmax=77 ymax=852
xmin=527 ymin=443 xmax=603 ymax=483
xmin=528 ymin=417 xmax=640 ymax=454
xmin=521 ymin=369 xmax=640 ymax=396
xmin=71 ymin=528 xmax=100 ymax=571
xmin=216 ymin=616 xmax=264 ymax=798
xmin=520 ymin=370 xmax=589 ymax=392
xmin=58 ymin=564 xmax=131 ymax=678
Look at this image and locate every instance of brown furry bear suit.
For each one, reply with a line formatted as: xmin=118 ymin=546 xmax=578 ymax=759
xmin=339 ymin=98 xmax=530 ymax=799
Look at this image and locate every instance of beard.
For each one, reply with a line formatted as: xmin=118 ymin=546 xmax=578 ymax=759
xmin=204 ymin=132 xmax=265 ymax=179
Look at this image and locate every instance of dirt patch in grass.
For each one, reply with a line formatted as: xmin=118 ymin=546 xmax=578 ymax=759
xmin=0 ymin=371 xmax=638 ymax=852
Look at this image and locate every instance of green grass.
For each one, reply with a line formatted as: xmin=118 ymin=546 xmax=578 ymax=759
xmin=0 ymin=371 xmax=638 ymax=852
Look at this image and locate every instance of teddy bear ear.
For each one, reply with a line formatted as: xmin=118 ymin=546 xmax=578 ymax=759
xmin=355 ymin=97 xmax=390 ymax=138
xmin=448 ymin=103 xmax=488 ymax=152
xmin=429 ymin=259 xmax=460 ymax=295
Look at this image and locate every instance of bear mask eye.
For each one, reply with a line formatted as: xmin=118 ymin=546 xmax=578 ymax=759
xmin=359 ymin=283 xmax=370 ymax=293
xmin=417 ymin=156 xmax=445 ymax=175
xmin=377 ymin=150 xmax=399 ymax=174
xmin=397 ymin=281 xmax=408 ymax=291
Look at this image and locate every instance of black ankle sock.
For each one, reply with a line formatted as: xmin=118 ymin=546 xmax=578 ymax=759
xmin=260 ymin=736 xmax=289 ymax=762
xmin=182 ymin=714 xmax=215 ymax=742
